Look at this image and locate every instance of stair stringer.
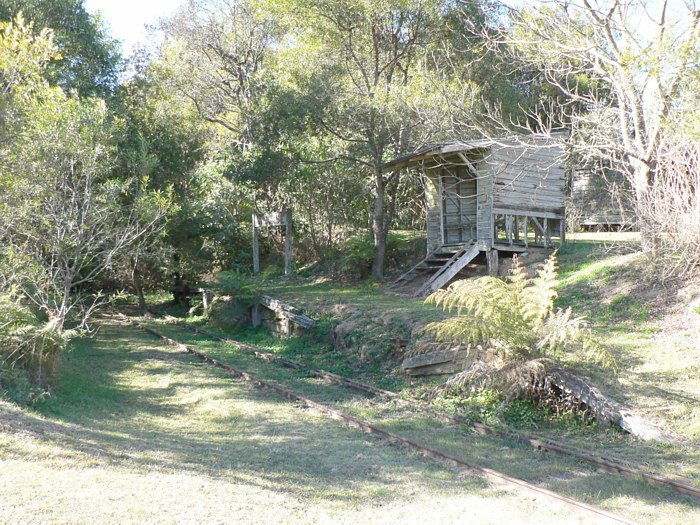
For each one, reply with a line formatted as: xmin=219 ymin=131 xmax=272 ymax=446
xmin=415 ymin=242 xmax=480 ymax=297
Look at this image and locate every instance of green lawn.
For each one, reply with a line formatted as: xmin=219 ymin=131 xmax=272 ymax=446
xmin=176 ymin=233 xmax=700 ymax=487
xmin=0 ymin=321 xmax=606 ymax=523
xmin=204 ymin=235 xmax=700 ymax=446
xmin=3 ymin=233 xmax=698 ymax=522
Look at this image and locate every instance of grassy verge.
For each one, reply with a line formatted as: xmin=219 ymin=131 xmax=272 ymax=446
xmin=556 ymin=237 xmax=700 ymax=444
xmin=140 ymin=318 xmax=700 ymax=523
xmin=1 ymin=320 xmax=604 ymax=523
xmin=169 ymin=233 xmax=699 ymax=479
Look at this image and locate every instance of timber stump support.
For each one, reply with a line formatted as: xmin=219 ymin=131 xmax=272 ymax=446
xmin=487 ymin=249 xmax=499 ymax=276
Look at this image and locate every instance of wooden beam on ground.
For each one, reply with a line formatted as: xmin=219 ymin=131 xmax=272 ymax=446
xmin=259 ymin=295 xmax=314 ymax=329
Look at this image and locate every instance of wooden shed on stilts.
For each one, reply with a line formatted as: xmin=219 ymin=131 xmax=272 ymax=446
xmin=384 ymin=135 xmax=566 ymax=296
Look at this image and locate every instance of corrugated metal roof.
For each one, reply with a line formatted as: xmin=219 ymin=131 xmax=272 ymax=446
xmin=381 ymin=133 xmax=567 ymax=173
xmin=381 ymin=139 xmax=495 ymax=172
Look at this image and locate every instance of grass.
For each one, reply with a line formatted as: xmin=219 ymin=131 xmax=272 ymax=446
xmin=140 ymin=317 xmax=699 ymax=523
xmin=0 ymin=320 xmax=612 ymax=523
xmin=174 ymin=233 xmax=700 ymax=448
xmin=178 ymin=232 xmax=700 ymax=478
xmin=553 ymin=238 xmax=700 ymax=445
xmin=5 ymin=232 xmax=697 ymax=521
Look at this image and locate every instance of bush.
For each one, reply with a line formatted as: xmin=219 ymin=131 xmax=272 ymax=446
xmin=214 ymin=270 xmax=261 ymax=302
xmin=334 ymin=233 xmax=414 ymax=280
xmin=425 ymin=252 xmax=615 ymax=367
xmin=0 ymin=365 xmax=48 ymax=406
xmin=0 ymin=294 xmax=68 ymax=405
xmin=208 ymin=296 xmax=251 ymax=330
xmin=424 ymin=252 xmax=616 ymax=401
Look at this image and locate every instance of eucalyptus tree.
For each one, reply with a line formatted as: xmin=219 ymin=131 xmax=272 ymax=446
xmin=159 ymin=0 xmax=281 ymax=151
xmin=284 ymin=0 xmax=466 ymax=279
xmin=470 ymin=0 xmax=700 ymax=265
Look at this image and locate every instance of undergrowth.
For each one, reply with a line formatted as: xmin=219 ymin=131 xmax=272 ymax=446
xmin=431 ymin=389 xmax=596 ymax=430
xmin=0 ymin=293 xmax=68 ymax=405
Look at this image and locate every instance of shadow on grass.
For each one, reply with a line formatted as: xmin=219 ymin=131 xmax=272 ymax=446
xmin=3 ymin=319 xmax=696 ymax=517
xmin=2 ymin=322 xmax=491 ymax=505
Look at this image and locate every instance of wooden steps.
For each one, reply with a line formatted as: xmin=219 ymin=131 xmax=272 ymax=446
xmin=390 ymin=241 xmax=480 ymax=297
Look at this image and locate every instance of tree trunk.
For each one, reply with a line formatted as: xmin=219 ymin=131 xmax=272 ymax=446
xmin=132 ymin=261 xmax=147 ymax=314
xmin=632 ymin=161 xmax=659 ymax=256
xmin=371 ymin=169 xmax=387 ymax=280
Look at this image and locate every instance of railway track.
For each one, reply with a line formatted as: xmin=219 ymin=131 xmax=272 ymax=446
xmin=132 ymin=318 xmax=634 ymax=524
xmin=153 ymin=313 xmax=700 ymax=502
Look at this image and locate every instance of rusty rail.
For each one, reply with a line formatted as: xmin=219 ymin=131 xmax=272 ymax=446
xmin=153 ymin=314 xmax=700 ymax=502
xmin=135 ymin=320 xmax=634 ymax=524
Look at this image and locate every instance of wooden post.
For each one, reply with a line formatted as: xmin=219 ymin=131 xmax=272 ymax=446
xmin=201 ymin=289 xmax=214 ymax=314
xmin=560 ymin=218 xmax=566 ymax=245
xmin=251 ymin=303 xmax=261 ymax=327
xmin=284 ymin=208 xmax=292 ymax=277
xmin=252 ymin=213 xmax=260 ymax=275
xmin=524 ymin=216 xmax=529 ymax=248
xmin=505 ymin=215 xmax=512 ymax=245
xmin=487 ymin=249 xmax=499 ymax=276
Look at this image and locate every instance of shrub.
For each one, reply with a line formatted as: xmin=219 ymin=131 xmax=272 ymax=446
xmin=424 ymin=252 xmax=616 ymax=400
xmin=215 ymin=271 xmax=261 ymax=303
xmin=334 ymin=233 xmax=409 ymax=280
xmin=0 ymin=294 xmax=68 ymax=405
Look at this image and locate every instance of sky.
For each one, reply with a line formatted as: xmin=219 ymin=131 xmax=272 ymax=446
xmin=84 ymin=0 xmax=183 ymax=56
xmin=87 ymin=0 xmax=694 ymax=57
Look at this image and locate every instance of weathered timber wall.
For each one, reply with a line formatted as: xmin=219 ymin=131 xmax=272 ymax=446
xmin=422 ymin=137 xmax=565 ymax=252
xmin=489 ymin=141 xmax=566 ymax=218
xmin=424 ymin=168 xmax=443 ymax=253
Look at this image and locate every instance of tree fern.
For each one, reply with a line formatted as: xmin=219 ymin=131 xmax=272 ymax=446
xmin=425 ymin=251 xmax=617 ymax=373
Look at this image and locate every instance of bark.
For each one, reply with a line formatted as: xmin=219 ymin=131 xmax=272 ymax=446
xmin=631 ymin=160 xmax=659 ymax=256
xmin=371 ymin=168 xmax=387 ymax=280
xmin=131 ymin=261 xmax=147 ymax=314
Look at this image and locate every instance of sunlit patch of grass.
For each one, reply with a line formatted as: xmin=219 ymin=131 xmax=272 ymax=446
xmin=3 ymin=320 xmax=643 ymax=524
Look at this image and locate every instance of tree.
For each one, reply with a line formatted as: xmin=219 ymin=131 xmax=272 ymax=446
xmin=469 ymin=0 xmax=699 ymax=259
xmin=0 ymin=15 xmax=168 ymax=331
xmin=284 ymin=0 xmax=463 ymax=279
xmin=0 ymin=0 xmax=121 ymax=97
xmin=159 ymin=0 xmax=280 ymax=150
xmin=113 ymin=48 xmax=267 ymax=302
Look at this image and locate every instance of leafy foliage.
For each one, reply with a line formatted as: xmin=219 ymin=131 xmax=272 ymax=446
xmin=0 ymin=293 xmax=70 ymax=404
xmin=1 ymin=13 xmax=168 ymax=332
xmin=425 ymin=252 xmax=615 ymax=369
xmin=0 ymin=0 xmax=121 ymax=97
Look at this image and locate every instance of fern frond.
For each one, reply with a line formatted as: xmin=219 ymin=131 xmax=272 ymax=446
xmin=522 ymin=251 xmax=559 ymax=327
xmin=536 ymin=307 xmax=583 ymax=354
xmin=423 ymin=315 xmax=494 ymax=348
xmin=579 ymin=332 xmax=619 ymax=373
xmin=428 ymin=358 xmax=554 ymax=401
xmin=424 ymin=251 xmax=614 ymax=374
xmin=507 ymin=254 xmax=529 ymax=293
